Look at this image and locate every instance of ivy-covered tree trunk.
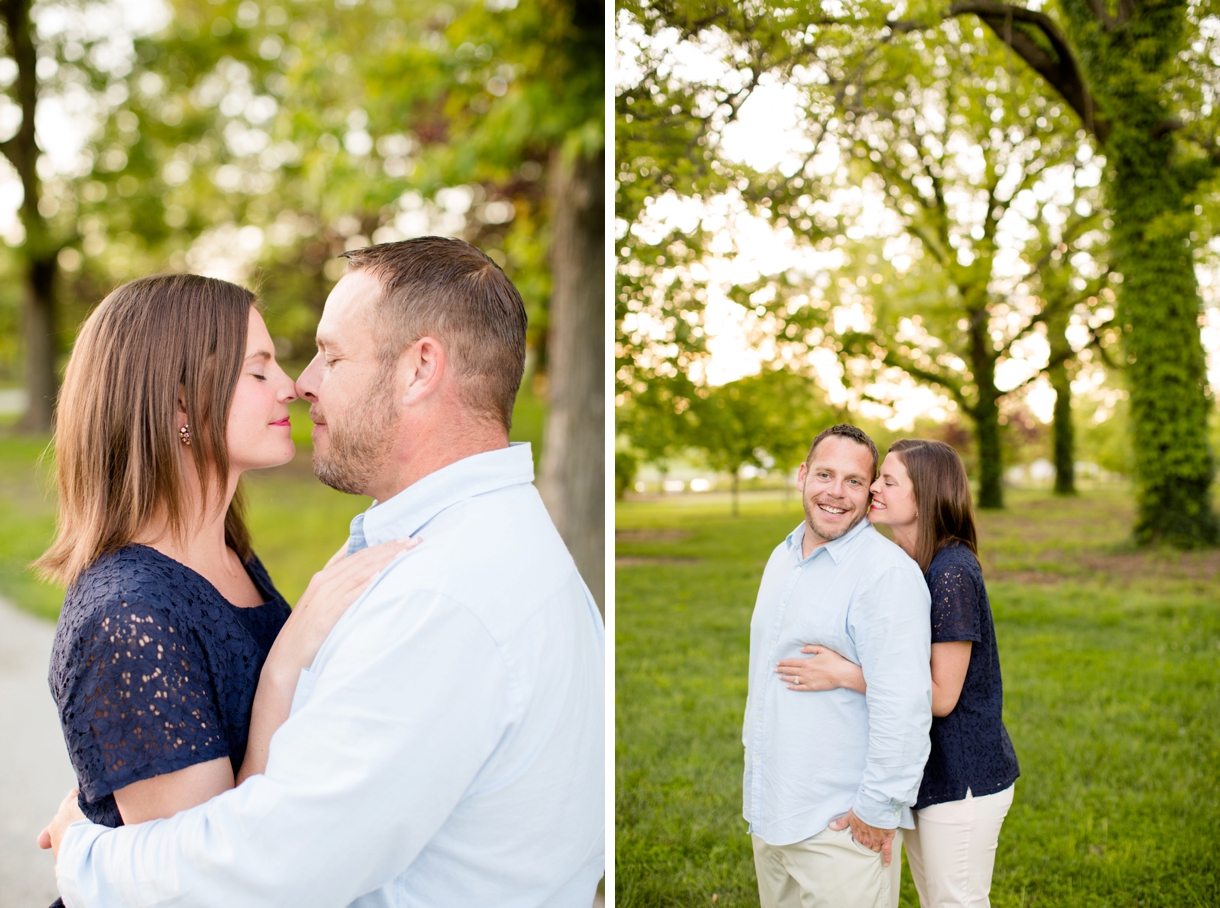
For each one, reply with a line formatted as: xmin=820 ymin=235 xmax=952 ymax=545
xmin=952 ymin=0 xmax=1219 ymax=543
xmin=538 ymin=146 xmax=605 ymax=611
xmin=1065 ymin=0 xmax=1219 ymax=544
xmin=1110 ymin=141 xmax=1217 ymax=544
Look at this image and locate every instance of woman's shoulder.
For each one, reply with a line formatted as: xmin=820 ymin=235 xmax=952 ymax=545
xmin=927 ymin=541 xmax=982 ymax=576
xmin=925 ymin=542 xmax=986 ymax=605
xmin=51 ymin=547 xmax=213 ymax=698
xmin=61 ymin=545 xmax=208 ymax=629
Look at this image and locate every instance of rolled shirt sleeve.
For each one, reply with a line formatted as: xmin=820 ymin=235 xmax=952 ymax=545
xmin=849 ymin=565 xmax=933 ymax=829
xmin=56 ymin=589 xmax=516 ymax=908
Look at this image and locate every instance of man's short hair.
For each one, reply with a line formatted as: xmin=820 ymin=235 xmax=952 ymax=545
xmin=806 ymin=424 xmax=879 ymax=479
xmin=340 ymin=237 xmax=527 ymax=429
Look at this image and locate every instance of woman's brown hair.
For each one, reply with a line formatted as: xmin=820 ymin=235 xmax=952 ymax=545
xmin=37 ymin=274 xmax=256 ymax=587
xmin=887 ymin=438 xmax=979 ymax=573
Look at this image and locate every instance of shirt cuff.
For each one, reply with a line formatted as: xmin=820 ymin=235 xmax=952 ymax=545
xmin=56 ymin=819 xmax=106 ymax=908
xmin=852 ymin=790 xmax=903 ymax=830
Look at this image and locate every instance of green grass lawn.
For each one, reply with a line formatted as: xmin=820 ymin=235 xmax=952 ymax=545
xmin=616 ymin=489 xmax=1220 ymax=907
xmin=0 ymin=388 xmax=545 ymax=619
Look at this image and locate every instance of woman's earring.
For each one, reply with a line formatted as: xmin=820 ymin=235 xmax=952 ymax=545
xmin=179 ymin=423 xmax=191 ymax=446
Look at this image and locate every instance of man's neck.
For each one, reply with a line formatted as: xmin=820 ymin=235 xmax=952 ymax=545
xmin=370 ymin=422 xmax=510 ymax=503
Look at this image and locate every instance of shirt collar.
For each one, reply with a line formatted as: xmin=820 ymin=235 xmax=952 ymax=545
xmin=784 ymin=514 xmax=871 ymax=565
xmin=346 ymin=442 xmax=534 ymax=553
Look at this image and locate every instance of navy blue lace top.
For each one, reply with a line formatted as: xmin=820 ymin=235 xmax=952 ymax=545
xmin=48 ymin=545 xmax=291 ymax=828
xmin=915 ymin=543 xmax=1020 ymax=809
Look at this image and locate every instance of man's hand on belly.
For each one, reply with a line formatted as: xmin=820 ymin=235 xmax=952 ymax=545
xmin=828 ymin=808 xmax=896 ymax=867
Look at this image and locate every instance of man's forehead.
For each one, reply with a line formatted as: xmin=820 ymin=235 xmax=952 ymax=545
xmin=318 ymin=270 xmax=381 ymax=342
xmin=808 ymin=438 xmax=874 ymax=474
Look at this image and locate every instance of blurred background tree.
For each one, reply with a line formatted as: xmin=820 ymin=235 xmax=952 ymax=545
xmin=0 ymin=0 xmax=605 ymax=604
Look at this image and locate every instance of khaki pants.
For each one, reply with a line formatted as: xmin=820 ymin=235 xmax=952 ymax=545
xmin=752 ymin=826 xmax=903 ymax=908
xmin=904 ymin=785 xmax=1015 ymax=908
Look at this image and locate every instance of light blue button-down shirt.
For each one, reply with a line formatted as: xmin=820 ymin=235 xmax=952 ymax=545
xmin=57 ymin=443 xmax=605 ymax=907
xmin=743 ymin=517 xmax=931 ymax=846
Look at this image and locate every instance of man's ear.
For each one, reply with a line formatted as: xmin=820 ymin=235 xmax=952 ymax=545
xmin=796 ymin=461 xmax=808 ymax=493
xmin=398 ymin=336 xmax=447 ymax=407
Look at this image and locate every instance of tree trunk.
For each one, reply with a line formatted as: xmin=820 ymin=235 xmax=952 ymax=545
xmin=731 ymin=471 xmax=739 ymax=517
xmin=968 ymin=309 xmax=1004 ymax=508
xmin=16 ymin=256 xmax=56 ymax=432
xmin=4 ymin=0 xmax=57 ymax=433
xmin=1054 ymin=0 xmax=1217 ymax=544
xmin=538 ymin=146 xmax=605 ymax=611
xmin=1046 ymin=309 xmax=1076 ymax=495
xmin=1111 ymin=141 xmax=1218 ymax=545
xmin=1049 ymin=357 xmax=1076 ymax=495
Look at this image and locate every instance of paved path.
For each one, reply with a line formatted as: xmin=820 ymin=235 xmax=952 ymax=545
xmin=0 ymin=596 xmax=74 ymax=907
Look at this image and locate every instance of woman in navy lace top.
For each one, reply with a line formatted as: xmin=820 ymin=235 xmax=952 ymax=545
xmin=35 ymin=275 xmax=409 ymax=900
xmin=779 ymin=439 xmax=1019 ymax=907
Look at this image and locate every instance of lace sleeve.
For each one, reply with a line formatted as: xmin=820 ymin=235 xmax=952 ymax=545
xmin=927 ymin=553 xmax=983 ymax=645
xmin=62 ymin=598 xmax=230 ymax=802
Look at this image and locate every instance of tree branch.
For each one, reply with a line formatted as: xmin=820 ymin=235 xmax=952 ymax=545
xmin=882 ymin=349 xmax=970 ymax=408
xmin=946 ymin=0 xmax=1108 ymax=143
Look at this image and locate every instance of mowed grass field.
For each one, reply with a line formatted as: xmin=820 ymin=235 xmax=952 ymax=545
xmin=0 ymin=389 xmax=546 ymax=620
xmin=616 ymin=489 xmax=1220 ymax=907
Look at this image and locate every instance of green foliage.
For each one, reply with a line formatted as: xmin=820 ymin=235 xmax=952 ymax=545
xmin=615 ymin=2 xmax=1117 ymax=513
xmin=616 ymin=447 xmax=640 ymax=499
xmin=691 ymin=369 xmax=830 ymax=476
xmin=3 ymin=0 xmax=601 ymax=379
xmin=615 ymin=1 xmax=831 ymax=399
xmin=616 ymin=491 xmax=1220 ymax=905
xmin=1076 ymin=395 xmax=1134 ymax=477
xmin=618 ymin=367 xmax=833 ymax=511
xmin=0 ymin=434 xmax=61 ymax=619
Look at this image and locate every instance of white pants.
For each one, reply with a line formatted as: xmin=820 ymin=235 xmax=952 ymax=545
xmin=904 ymin=785 xmax=1015 ymax=908
xmin=753 ymin=826 xmax=902 ymax=908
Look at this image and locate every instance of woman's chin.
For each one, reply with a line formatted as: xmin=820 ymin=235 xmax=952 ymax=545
xmin=236 ymin=443 xmax=297 ymax=472
xmin=271 ymin=441 xmax=297 ymax=467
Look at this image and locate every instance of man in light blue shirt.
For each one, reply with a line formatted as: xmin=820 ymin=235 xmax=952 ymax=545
xmin=46 ymin=238 xmax=605 ymax=907
xmin=744 ymin=424 xmax=931 ymax=908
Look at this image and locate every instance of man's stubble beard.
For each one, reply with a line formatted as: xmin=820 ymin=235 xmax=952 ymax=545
xmin=312 ymin=371 xmax=399 ymax=496
xmin=802 ymin=495 xmax=867 ymax=545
